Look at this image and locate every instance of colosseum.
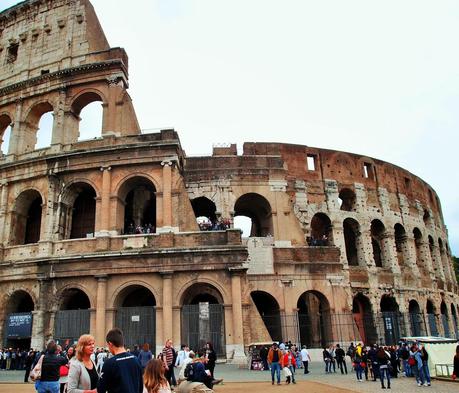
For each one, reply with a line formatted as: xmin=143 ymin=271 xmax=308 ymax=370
xmin=0 ymin=0 xmax=458 ymax=361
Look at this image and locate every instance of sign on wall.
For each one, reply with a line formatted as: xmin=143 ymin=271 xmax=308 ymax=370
xmin=7 ymin=313 xmax=33 ymax=339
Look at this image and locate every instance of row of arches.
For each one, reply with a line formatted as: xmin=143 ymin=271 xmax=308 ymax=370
xmin=2 ymin=283 xmax=226 ymax=355
xmin=0 ymin=92 xmax=104 ymax=155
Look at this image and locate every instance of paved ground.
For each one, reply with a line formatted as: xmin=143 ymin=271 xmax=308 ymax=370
xmin=1 ymin=361 xmax=458 ymax=392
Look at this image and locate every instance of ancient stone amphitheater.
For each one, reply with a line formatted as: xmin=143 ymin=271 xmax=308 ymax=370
xmin=0 ymin=0 xmax=457 ymax=360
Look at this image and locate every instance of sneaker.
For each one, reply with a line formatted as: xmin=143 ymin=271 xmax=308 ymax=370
xmin=272 ymin=381 xmax=274 ymax=385
xmin=213 ymin=379 xmax=223 ymax=385
xmin=277 ymin=382 xmax=281 ymax=385
xmin=417 ymin=382 xmax=422 ymax=386
xmin=292 ymin=381 xmax=296 ymax=384
xmin=423 ymin=382 xmax=428 ymax=386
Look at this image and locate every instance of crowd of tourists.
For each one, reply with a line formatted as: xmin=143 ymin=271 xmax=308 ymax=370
xmin=25 ymin=329 xmax=222 ymax=393
xmin=197 ymin=218 xmax=231 ymax=231
xmin=124 ymin=223 xmax=156 ymax=235
xmin=0 ymin=348 xmax=33 ymax=371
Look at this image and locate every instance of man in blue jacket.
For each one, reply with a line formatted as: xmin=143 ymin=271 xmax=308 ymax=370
xmin=97 ymin=328 xmax=143 ymax=393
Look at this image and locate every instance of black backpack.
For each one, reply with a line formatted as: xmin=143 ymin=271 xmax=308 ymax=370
xmin=184 ymin=362 xmax=196 ymax=381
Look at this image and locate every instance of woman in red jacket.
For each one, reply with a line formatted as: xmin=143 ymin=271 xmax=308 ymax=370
xmin=281 ymin=349 xmax=297 ymax=384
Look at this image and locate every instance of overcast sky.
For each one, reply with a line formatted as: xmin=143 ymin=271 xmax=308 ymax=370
xmin=2 ymin=0 xmax=458 ymax=254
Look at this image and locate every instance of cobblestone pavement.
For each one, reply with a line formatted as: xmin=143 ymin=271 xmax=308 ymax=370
xmin=1 ymin=362 xmax=458 ymax=392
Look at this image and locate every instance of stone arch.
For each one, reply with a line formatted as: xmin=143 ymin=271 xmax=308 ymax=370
xmin=440 ymin=300 xmax=451 ymax=337
xmin=191 ymin=196 xmax=217 ymax=229
xmin=4 ymin=290 xmax=35 ymax=315
xmin=338 ymin=188 xmax=356 ymax=211
xmin=370 ymin=219 xmax=387 ymax=267
xmin=310 ymin=212 xmax=333 ymax=246
xmin=71 ymin=90 xmax=106 ymax=141
xmin=250 ymin=291 xmax=282 ymax=341
xmin=413 ymin=227 xmax=424 ymax=268
xmin=10 ymin=189 xmax=43 ymax=245
xmin=234 ymin=193 xmax=273 ymax=237
xmin=451 ymin=304 xmax=459 ymax=339
xmin=113 ymin=283 xmax=157 ymax=351
xmin=0 ymin=113 xmax=13 ymax=155
xmin=23 ymin=100 xmax=55 ymax=151
xmin=116 ymin=175 xmax=157 ymax=234
xmin=394 ymin=223 xmax=407 ymax=266
xmin=113 ymin=284 xmax=157 ymax=309
xmin=180 ymin=282 xmax=226 ymax=356
xmin=297 ymin=290 xmax=332 ymax=348
xmin=426 ymin=299 xmax=438 ymax=336
xmin=408 ymin=299 xmax=425 ymax=336
xmin=343 ymin=217 xmax=361 ymax=266
xmin=380 ymin=294 xmax=401 ymax=345
xmin=109 ymin=280 xmax=160 ymax=309
xmin=176 ymin=278 xmax=228 ymax=307
xmin=352 ymin=293 xmax=376 ymax=344
xmin=54 ymin=286 xmax=92 ymax=344
xmin=59 ymin=181 xmax=98 ymax=239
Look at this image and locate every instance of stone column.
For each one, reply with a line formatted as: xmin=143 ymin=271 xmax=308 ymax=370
xmin=0 ymin=181 xmax=9 ymax=244
xmin=381 ymin=230 xmax=400 ymax=274
xmin=158 ymin=161 xmax=174 ymax=232
xmin=95 ymin=275 xmax=108 ymax=347
xmin=50 ymin=88 xmax=67 ymax=147
xmin=7 ymin=98 xmax=23 ymax=156
xmin=229 ymin=268 xmax=247 ymax=363
xmin=96 ymin=166 xmax=112 ymax=235
xmin=162 ymin=272 xmax=173 ymax=343
xmin=31 ymin=278 xmax=49 ymax=350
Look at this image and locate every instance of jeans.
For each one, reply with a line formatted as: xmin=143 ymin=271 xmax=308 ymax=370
xmin=35 ymin=381 xmax=60 ymax=393
xmin=413 ymin=366 xmax=425 ymax=385
xmin=271 ymin=362 xmax=281 ymax=383
xmin=355 ymin=364 xmax=363 ymax=380
xmin=403 ymin=359 xmax=411 ymax=376
xmin=337 ymin=359 xmax=348 ymax=374
xmin=372 ymin=362 xmax=380 ymax=381
xmin=380 ymin=367 xmax=391 ymax=388
xmin=422 ymin=362 xmax=431 ymax=384
xmin=325 ymin=360 xmax=331 ymax=373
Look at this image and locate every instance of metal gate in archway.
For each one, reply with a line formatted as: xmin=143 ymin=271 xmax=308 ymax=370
xmin=54 ymin=309 xmax=90 ymax=345
xmin=181 ymin=303 xmax=225 ymax=357
xmin=115 ymin=306 xmax=156 ymax=352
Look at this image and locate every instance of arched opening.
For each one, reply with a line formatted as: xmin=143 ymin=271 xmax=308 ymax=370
xmin=380 ymin=295 xmax=401 ymax=345
xmin=394 ymin=224 xmax=407 ymax=266
xmin=35 ymin=111 xmax=53 ymax=149
xmin=250 ymin=291 xmax=282 ymax=342
xmin=440 ymin=301 xmax=450 ymax=338
xmin=119 ymin=177 xmax=156 ymax=235
xmin=54 ymin=288 xmax=90 ymax=345
xmin=343 ymin=218 xmax=360 ymax=266
xmin=191 ymin=197 xmax=217 ymax=230
xmin=234 ymin=193 xmax=273 ymax=237
xmin=233 ymin=215 xmax=252 ymax=237
xmin=115 ymin=285 xmax=156 ymax=351
xmin=426 ymin=300 xmax=438 ymax=336
xmin=4 ymin=291 xmax=34 ymax=349
xmin=423 ymin=209 xmax=431 ymax=225
xmin=413 ymin=228 xmax=423 ymax=268
xmin=181 ymin=283 xmax=225 ymax=356
xmin=11 ymin=190 xmax=42 ymax=245
xmin=371 ymin=219 xmax=386 ymax=267
xmin=338 ymin=188 xmax=356 ymax=212
xmin=309 ymin=213 xmax=332 ymax=246
xmin=352 ymin=293 xmax=376 ymax=344
xmin=408 ymin=300 xmax=425 ymax=336
xmin=70 ymin=185 xmax=96 ymax=239
xmin=451 ymin=304 xmax=459 ymax=339
xmin=72 ymin=92 xmax=104 ymax=141
xmin=428 ymin=236 xmax=437 ymax=276
xmin=0 ymin=114 xmax=12 ymax=155
xmin=297 ymin=291 xmax=331 ymax=348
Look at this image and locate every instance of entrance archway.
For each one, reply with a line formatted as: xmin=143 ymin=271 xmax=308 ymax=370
xmin=426 ymin=300 xmax=438 ymax=336
xmin=11 ymin=190 xmax=43 ymax=245
xmin=310 ymin=213 xmax=332 ymax=246
xmin=408 ymin=300 xmax=425 ymax=336
xmin=440 ymin=301 xmax=450 ymax=338
xmin=114 ymin=285 xmax=156 ymax=351
xmin=352 ymin=294 xmax=376 ymax=345
xmin=380 ymin=295 xmax=401 ymax=345
xmin=181 ymin=283 xmax=225 ymax=357
xmin=343 ymin=218 xmax=360 ymax=266
xmin=297 ymin=291 xmax=331 ymax=348
xmin=54 ymin=288 xmax=90 ymax=345
xmin=234 ymin=193 xmax=273 ymax=237
xmin=250 ymin=291 xmax=282 ymax=341
xmin=3 ymin=291 xmax=34 ymax=349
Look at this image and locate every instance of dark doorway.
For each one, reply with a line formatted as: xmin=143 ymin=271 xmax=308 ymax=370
xmin=250 ymin=291 xmax=282 ymax=341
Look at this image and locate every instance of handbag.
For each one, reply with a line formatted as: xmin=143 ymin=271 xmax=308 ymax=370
xmin=282 ymin=366 xmax=292 ymax=377
xmin=30 ymin=355 xmax=44 ymax=381
xmin=59 ymin=364 xmax=69 ymax=377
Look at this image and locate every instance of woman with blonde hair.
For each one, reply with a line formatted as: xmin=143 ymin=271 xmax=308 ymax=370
xmin=143 ymin=358 xmax=171 ymax=393
xmin=67 ymin=334 xmax=98 ymax=393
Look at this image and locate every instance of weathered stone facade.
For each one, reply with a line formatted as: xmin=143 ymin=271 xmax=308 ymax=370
xmin=0 ymin=0 xmax=458 ymax=360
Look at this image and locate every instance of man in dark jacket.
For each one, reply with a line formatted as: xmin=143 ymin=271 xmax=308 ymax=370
xmin=335 ymin=344 xmax=347 ymax=374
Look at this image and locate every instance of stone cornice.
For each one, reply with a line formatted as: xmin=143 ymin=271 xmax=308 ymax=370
xmin=0 ymin=60 xmax=127 ymax=96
